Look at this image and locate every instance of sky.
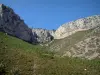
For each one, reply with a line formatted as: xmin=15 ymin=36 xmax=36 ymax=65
xmin=0 ymin=0 xmax=100 ymax=30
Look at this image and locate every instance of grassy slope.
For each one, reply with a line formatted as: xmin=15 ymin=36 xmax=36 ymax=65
xmin=48 ymin=27 xmax=100 ymax=57
xmin=0 ymin=32 xmax=100 ymax=75
xmin=48 ymin=29 xmax=93 ymax=54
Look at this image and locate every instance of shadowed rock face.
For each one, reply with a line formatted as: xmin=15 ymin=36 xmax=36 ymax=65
xmin=32 ymin=28 xmax=55 ymax=43
xmin=0 ymin=4 xmax=35 ymax=43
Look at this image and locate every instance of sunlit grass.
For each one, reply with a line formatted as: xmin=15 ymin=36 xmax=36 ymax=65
xmin=0 ymin=32 xmax=100 ymax=75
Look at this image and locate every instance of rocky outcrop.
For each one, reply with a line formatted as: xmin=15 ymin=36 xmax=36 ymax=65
xmin=0 ymin=4 xmax=55 ymax=44
xmin=0 ymin=4 xmax=35 ymax=43
xmin=48 ymin=15 xmax=100 ymax=59
xmin=32 ymin=28 xmax=55 ymax=43
xmin=65 ymin=26 xmax=100 ymax=60
xmin=49 ymin=26 xmax=100 ymax=60
xmin=55 ymin=15 xmax=100 ymax=39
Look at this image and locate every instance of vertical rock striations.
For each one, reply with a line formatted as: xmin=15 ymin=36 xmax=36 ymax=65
xmin=32 ymin=28 xmax=55 ymax=43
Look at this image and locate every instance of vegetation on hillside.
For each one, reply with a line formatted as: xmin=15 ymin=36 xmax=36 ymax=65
xmin=0 ymin=32 xmax=100 ymax=75
xmin=48 ymin=29 xmax=93 ymax=54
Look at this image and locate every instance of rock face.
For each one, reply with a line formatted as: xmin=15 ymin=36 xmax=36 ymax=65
xmin=0 ymin=4 xmax=35 ymax=43
xmin=49 ymin=26 xmax=100 ymax=59
xmin=32 ymin=28 xmax=55 ymax=43
xmin=0 ymin=4 xmax=55 ymax=44
xmin=49 ymin=25 xmax=100 ymax=60
xmin=63 ymin=27 xmax=100 ymax=59
xmin=55 ymin=15 xmax=100 ymax=39
xmin=48 ymin=15 xmax=100 ymax=59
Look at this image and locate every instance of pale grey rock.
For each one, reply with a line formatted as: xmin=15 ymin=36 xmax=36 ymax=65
xmin=65 ymin=36 xmax=100 ymax=60
xmin=62 ymin=27 xmax=100 ymax=60
xmin=49 ymin=26 xmax=100 ymax=59
xmin=55 ymin=15 xmax=100 ymax=39
xmin=32 ymin=28 xmax=54 ymax=43
xmin=0 ymin=4 xmax=35 ymax=43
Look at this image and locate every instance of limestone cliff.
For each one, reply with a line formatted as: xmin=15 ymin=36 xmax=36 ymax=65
xmin=48 ymin=26 xmax=100 ymax=60
xmin=55 ymin=15 xmax=100 ymax=39
xmin=32 ymin=28 xmax=54 ymax=43
xmin=0 ymin=4 xmax=54 ymax=43
xmin=0 ymin=4 xmax=35 ymax=43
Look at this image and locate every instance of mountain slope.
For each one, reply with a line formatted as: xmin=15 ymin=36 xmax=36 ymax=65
xmin=48 ymin=26 xmax=100 ymax=59
xmin=0 ymin=4 xmax=54 ymax=44
xmin=0 ymin=3 xmax=100 ymax=75
xmin=0 ymin=4 xmax=35 ymax=43
xmin=54 ymin=15 xmax=100 ymax=39
xmin=0 ymin=31 xmax=53 ymax=75
xmin=0 ymin=32 xmax=100 ymax=75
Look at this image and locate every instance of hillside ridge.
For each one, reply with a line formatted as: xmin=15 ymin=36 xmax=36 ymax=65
xmin=55 ymin=15 xmax=100 ymax=39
